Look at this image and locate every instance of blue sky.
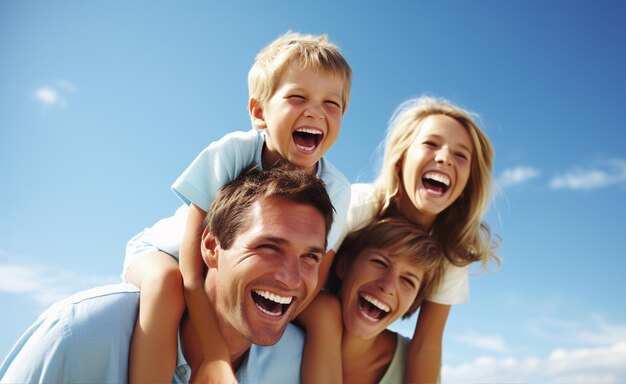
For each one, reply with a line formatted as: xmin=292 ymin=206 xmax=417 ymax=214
xmin=2 ymin=1 xmax=626 ymax=382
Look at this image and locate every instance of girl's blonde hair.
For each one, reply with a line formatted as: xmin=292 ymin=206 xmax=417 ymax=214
xmin=248 ymin=31 xmax=352 ymax=113
xmin=373 ymin=96 xmax=500 ymax=269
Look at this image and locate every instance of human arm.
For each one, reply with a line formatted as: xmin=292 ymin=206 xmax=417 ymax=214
xmin=405 ymin=301 xmax=451 ymax=383
xmin=180 ymin=203 xmax=235 ymax=383
xmin=297 ymin=291 xmax=343 ymax=383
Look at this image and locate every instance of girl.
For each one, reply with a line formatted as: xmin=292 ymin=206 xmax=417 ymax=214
xmin=301 ymin=95 xmax=500 ymax=382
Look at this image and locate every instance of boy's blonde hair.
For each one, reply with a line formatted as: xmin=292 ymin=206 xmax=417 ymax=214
xmin=374 ymin=96 xmax=500 ymax=269
xmin=248 ymin=31 xmax=352 ymax=113
xmin=329 ymin=217 xmax=444 ymax=318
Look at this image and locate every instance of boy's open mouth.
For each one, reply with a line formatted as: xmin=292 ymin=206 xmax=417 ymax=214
xmin=359 ymin=293 xmax=390 ymax=321
xmin=252 ymin=289 xmax=293 ymax=317
xmin=422 ymin=171 xmax=451 ymax=195
xmin=293 ymin=128 xmax=323 ymax=152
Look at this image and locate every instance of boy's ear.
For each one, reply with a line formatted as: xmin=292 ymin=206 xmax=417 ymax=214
xmin=201 ymin=227 xmax=219 ymax=268
xmin=249 ymin=98 xmax=267 ymax=129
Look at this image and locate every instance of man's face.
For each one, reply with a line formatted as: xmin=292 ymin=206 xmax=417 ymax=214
xmin=207 ymin=197 xmax=326 ymax=347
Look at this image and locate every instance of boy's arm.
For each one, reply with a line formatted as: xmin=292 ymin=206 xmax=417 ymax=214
xmin=297 ymin=292 xmax=343 ymax=383
xmin=406 ymin=301 xmax=451 ymax=383
xmin=180 ymin=204 xmax=235 ymax=383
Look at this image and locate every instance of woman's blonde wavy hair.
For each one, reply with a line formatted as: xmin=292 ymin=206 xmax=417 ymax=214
xmin=373 ymin=96 xmax=500 ymax=269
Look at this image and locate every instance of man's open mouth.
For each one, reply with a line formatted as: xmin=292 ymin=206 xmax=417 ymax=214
xmin=293 ymin=128 xmax=323 ymax=152
xmin=359 ymin=293 xmax=390 ymax=322
xmin=252 ymin=289 xmax=293 ymax=317
xmin=422 ymin=171 xmax=451 ymax=195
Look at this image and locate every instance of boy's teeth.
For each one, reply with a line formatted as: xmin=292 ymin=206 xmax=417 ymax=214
xmin=254 ymin=290 xmax=292 ymax=304
xmin=424 ymin=172 xmax=450 ymax=187
xmin=296 ymin=128 xmax=322 ymax=135
xmin=361 ymin=293 xmax=390 ymax=312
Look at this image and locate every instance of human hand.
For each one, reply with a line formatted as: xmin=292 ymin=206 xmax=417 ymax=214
xmin=190 ymin=359 xmax=237 ymax=384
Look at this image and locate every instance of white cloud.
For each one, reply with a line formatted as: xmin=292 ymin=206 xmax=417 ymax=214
xmin=35 ymin=87 xmax=63 ymax=107
xmin=550 ymin=159 xmax=626 ymax=190
xmin=498 ymin=166 xmax=540 ymax=188
xmin=442 ymin=342 xmax=626 ymax=384
xmin=33 ymin=79 xmax=77 ymax=108
xmin=0 ymin=260 xmax=118 ymax=306
xmin=454 ymin=331 xmax=509 ymax=352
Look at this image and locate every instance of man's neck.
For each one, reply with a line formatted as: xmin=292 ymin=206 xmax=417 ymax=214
xmin=179 ymin=313 xmax=251 ymax=373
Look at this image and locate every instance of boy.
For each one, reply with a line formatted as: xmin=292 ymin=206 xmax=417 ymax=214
xmin=123 ymin=32 xmax=352 ymax=383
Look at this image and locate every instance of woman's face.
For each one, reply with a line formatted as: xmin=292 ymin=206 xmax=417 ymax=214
xmin=397 ymin=114 xmax=473 ymax=229
xmin=339 ymin=247 xmax=424 ymax=340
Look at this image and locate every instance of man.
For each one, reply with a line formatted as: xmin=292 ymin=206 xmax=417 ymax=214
xmin=0 ymin=164 xmax=334 ymax=383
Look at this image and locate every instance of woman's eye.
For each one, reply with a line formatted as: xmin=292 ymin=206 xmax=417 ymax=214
xmin=455 ymin=152 xmax=469 ymax=160
xmin=423 ymin=141 xmax=438 ymax=148
xmin=401 ymin=277 xmax=416 ymax=289
xmin=371 ymin=259 xmax=387 ymax=267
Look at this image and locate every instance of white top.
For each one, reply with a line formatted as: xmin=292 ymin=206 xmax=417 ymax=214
xmin=335 ymin=183 xmax=469 ymax=305
xmin=123 ymin=129 xmax=351 ymax=275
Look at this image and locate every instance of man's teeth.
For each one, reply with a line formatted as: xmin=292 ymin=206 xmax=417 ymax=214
xmin=296 ymin=128 xmax=322 ymax=135
xmin=361 ymin=293 xmax=390 ymax=313
xmin=423 ymin=172 xmax=450 ymax=187
xmin=254 ymin=290 xmax=292 ymax=304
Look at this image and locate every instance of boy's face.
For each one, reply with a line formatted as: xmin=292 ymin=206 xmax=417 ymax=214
xmin=251 ymin=63 xmax=344 ymax=172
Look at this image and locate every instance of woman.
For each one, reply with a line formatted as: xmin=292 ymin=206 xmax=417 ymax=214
xmin=301 ymin=95 xmax=500 ymax=382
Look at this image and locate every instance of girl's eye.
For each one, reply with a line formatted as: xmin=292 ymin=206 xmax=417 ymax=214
xmin=423 ymin=141 xmax=438 ymax=148
xmin=288 ymin=95 xmax=305 ymax=100
xmin=455 ymin=152 xmax=469 ymax=160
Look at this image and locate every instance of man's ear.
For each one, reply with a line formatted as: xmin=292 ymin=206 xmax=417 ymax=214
xmin=249 ymin=97 xmax=267 ymax=129
xmin=334 ymin=252 xmax=350 ymax=279
xmin=201 ymin=227 xmax=219 ymax=269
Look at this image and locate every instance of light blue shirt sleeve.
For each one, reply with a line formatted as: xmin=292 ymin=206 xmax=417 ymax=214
xmin=316 ymin=157 xmax=351 ymax=251
xmin=0 ymin=284 xmax=140 ymax=384
xmin=171 ymin=129 xmax=264 ymax=210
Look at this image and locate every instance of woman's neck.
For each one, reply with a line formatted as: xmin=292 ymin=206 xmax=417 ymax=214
xmin=341 ymin=329 xmax=396 ymax=384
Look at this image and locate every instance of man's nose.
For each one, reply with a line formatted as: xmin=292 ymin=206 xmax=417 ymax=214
xmin=274 ymin=256 xmax=302 ymax=289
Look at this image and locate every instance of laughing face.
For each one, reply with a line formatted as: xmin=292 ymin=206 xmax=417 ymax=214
xmin=207 ymin=197 xmax=326 ymax=347
xmin=338 ymin=247 xmax=424 ymax=340
xmin=250 ymin=63 xmax=344 ymax=173
xmin=398 ymin=114 xmax=473 ymax=229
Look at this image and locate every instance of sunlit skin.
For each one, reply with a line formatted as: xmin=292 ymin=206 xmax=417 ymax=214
xmin=339 ymin=248 xmax=424 ymax=340
xmin=203 ymin=198 xmax=327 ymax=362
xmin=397 ymin=114 xmax=473 ymax=230
xmin=250 ymin=64 xmax=344 ymax=173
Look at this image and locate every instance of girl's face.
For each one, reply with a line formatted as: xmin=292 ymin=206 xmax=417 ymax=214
xmin=398 ymin=114 xmax=473 ymax=229
xmin=339 ymin=247 xmax=424 ymax=340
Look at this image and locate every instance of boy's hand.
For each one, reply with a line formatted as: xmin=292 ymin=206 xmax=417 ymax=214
xmin=190 ymin=359 xmax=237 ymax=384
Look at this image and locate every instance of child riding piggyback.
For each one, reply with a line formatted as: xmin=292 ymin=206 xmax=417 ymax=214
xmin=122 ymin=32 xmax=352 ymax=383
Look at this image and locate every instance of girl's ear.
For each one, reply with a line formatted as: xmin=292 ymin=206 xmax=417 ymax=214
xmin=201 ymin=227 xmax=220 ymax=268
xmin=249 ymin=98 xmax=267 ymax=129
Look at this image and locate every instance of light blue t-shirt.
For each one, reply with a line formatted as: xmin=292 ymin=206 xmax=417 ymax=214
xmin=123 ymin=129 xmax=350 ymax=274
xmin=0 ymin=284 xmax=305 ymax=383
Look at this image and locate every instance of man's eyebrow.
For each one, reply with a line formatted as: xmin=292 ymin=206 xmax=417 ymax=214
xmin=259 ymin=236 xmax=325 ymax=254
